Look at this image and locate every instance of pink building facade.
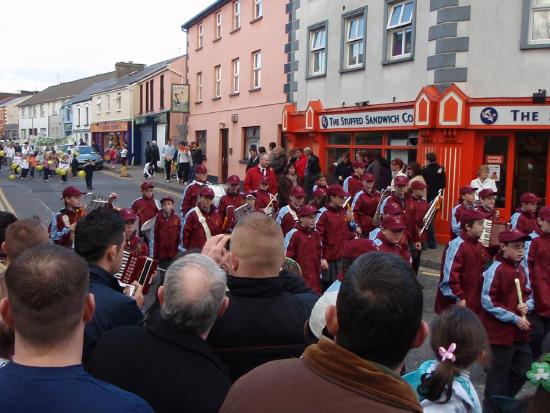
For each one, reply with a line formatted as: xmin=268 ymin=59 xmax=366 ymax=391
xmin=183 ymin=0 xmax=287 ymax=182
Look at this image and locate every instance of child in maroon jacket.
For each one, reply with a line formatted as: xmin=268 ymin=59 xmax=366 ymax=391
xmin=316 ymin=184 xmax=355 ymax=292
xmin=481 ymin=229 xmax=533 ymax=413
xmin=510 ymin=192 xmax=539 ymax=235
xmin=153 ymin=197 xmax=181 ymax=269
xmin=284 ymin=205 xmax=322 ymax=294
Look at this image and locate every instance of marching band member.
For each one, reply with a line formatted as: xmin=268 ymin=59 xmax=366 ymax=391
xmin=119 ymin=208 xmax=149 ymax=256
xmin=218 ymin=175 xmax=245 ymax=233
xmin=50 ymin=186 xmax=86 ymax=248
xmin=368 ymin=201 xmax=404 ymax=241
xmin=316 ymin=184 xmax=355 ymax=292
xmin=153 ymin=197 xmax=181 ymax=269
xmin=406 ymin=180 xmax=429 ymax=273
xmin=380 ymin=175 xmax=409 ymax=213
xmin=182 ymin=186 xmax=222 ymax=251
xmin=451 ymin=186 xmax=476 ymax=239
xmin=243 ymin=154 xmax=278 ymax=195
xmin=276 ymin=186 xmax=306 ymax=236
xmin=435 ymin=209 xmax=489 ymax=315
xmin=131 ymin=181 xmax=160 ymax=232
xmin=254 ymin=176 xmax=278 ymax=216
xmin=524 ymin=206 xmax=550 ymax=360
xmin=309 ymin=187 xmax=326 ymax=210
xmin=181 ymin=164 xmax=209 ymax=216
xmin=244 ymin=191 xmax=256 ymax=209
xmin=284 ymin=205 xmax=323 ymax=294
xmin=312 ymin=173 xmax=328 ymax=193
xmin=373 ymin=215 xmax=411 ymax=264
xmin=342 ymin=161 xmax=365 ymax=198
xmin=510 ymin=192 xmax=540 ymax=235
xmin=476 ymin=188 xmax=500 ymax=259
xmin=480 ymin=229 xmax=532 ymax=413
xmin=339 ymin=237 xmax=379 ymax=280
xmin=351 ymin=173 xmax=380 ymax=235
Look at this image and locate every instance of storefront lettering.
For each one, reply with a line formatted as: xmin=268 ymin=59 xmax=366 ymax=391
xmin=320 ymin=109 xmax=414 ymax=130
xmin=471 ymin=106 xmax=550 ymax=126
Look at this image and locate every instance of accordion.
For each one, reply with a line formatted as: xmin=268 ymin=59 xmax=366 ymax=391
xmin=115 ymin=250 xmax=158 ymax=295
xmin=480 ymin=219 xmax=508 ymax=248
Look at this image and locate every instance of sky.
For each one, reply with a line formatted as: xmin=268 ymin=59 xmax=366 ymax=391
xmin=0 ymin=0 xmax=214 ymax=93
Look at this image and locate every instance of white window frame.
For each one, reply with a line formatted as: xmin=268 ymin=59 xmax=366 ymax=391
xmin=116 ymin=92 xmax=122 ymax=111
xmin=40 ymin=104 xmax=45 ymax=117
xmin=215 ymin=11 xmax=222 ymax=39
xmin=196 ymin=72 xmax=203 ymax=101
xmin=84 ymin=106 xmax=89 ymax=126
xmin=197 ymin=23 xmax=204 ymax=48
xmin=96 ymin=97 xmax=101 ymax=114
xmin=232 ymin=58 xmax=240 ymax=93
xmin=252 ymin=51 xmax=262 ymax=89
xmin=106 ymin=94 xmax=111 ymax=112
xmin=530 ymin=0 xmax=550 ymax=44
xmin=308 ymin=24 xmax=327 ymax=77
xmin=385 ymin=0 xmax=415 ymax=61
xmin=254 ymin=0 xmax=263 ymax=19
xmin=76 ymin=107 xmax=81 ymax=127
xmin=214 ymin=65 xmax=222 ymax=98
xmin=233 ymin=1 xmax=241 ymax=30
xmin=343 ymin=11 xmax=366 ymax=70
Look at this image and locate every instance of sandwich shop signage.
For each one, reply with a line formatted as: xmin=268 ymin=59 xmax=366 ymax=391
xmin=319 ymin=108 xmax=414 ymax=130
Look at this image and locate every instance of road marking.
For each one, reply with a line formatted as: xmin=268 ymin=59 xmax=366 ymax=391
xmin=0 ymin=188 xmax=17 ymax=216
xmin=420 ymin=270 xmax=440 ymax=278
xmin=99 ymin=170 xmax=182 ymax=198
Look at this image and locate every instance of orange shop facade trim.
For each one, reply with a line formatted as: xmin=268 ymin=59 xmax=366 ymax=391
xmin=283 ymin=84 xmax=550 ymax=243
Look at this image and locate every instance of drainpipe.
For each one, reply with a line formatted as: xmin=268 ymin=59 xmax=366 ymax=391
xmin=130 ymin=87 xmax=135 ymax=165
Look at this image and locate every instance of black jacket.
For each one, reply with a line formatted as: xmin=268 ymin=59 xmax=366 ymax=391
xmin=192 ymin=147 xmax=204 ymax=165
xmin=366 ymin=158 xmax=392 ymax=191
xmin=145 ymin=145 xmax=152 ymax=163
xmin=88 ymin=319 xmax=231 ymax=413
xmin=305 ymin=154 xmax=321 ymax=183
xmin=422 ymin=162 xmax=446 ymax=201
xmin=151 ymin=144 xmax=160 ymax=163
xmin=334 ymin=161 xmax=353 ymax=184
xmin=83 ymin=265 xmax=143 ymax=365
xmin=246 ymin=155 xmax=259 ymax=171
xmin=207 ymin=275 xmax=318 ymax=381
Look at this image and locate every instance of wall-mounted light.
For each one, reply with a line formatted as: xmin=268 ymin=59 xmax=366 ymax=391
xmin=355 ymin=100 xmax=369 ymax=107
xmin=533 ymin=89 xmax=546 ymax=104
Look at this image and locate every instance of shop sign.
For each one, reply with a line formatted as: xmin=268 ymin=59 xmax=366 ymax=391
xmin=470 ymin=106 xmax=550 ymax=126
xmin=319 ymin=109 xmax=414 ymax=130
xmin=90 ymin=121 xmax=128 ymax=133
xmin=485 ymin=155 xmax=504 ymax=164
xmin=171 ymin=84 xmax=189 ymax=113
xmin=154 ymin=112 xmax=168 ymax=124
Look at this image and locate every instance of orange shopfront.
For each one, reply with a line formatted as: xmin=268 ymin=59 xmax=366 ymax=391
xmin=283 ymin=84 xmax=550 ymax=243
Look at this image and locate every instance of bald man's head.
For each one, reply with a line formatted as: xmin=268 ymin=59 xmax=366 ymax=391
xmin=230 ymin=213 xmax=284 ymax=277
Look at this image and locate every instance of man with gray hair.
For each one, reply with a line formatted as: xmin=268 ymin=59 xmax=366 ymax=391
xmin=88 ymin=253 xmax=231 ymax=413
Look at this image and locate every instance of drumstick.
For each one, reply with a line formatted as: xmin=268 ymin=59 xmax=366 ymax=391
xmin=514 ymin=278 xmax=527 ymax=320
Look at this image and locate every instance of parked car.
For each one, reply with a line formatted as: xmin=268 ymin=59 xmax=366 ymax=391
xmin=73 ymin=146 xmax=103 ymax=170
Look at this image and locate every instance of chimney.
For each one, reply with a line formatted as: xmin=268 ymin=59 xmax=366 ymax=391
xmin=115 ymin=62 xmax=145 ymax=79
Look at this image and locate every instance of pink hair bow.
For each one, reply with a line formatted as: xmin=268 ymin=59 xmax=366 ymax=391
xmin=439 ymin=343 xmax=457 ymax=363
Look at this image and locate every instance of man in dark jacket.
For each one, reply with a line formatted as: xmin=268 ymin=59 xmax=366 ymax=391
xmin=74 ymin=209 xmax=143 ymax=364
xmin=365 ymin=150 xmax=391 ymax=191
xmin=245 ymin=144 xmax=260 ymax=171
xmin=207 ymin=213 xmax=318 ymax=381
xmin=220 ymin=253 xmax=427 ymax=413
xmin=304 ymin=147 xmax=321 ymax=198
xmin=88 ymin=254 xmax=231 ymax=413
xmin=422 ymin=152 xmax=446 ymax=248
xmin=151 ymin=141 xmax=160 ymax=172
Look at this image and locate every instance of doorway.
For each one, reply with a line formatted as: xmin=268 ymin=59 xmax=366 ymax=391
xmin=220 ymin=128 xmax=229 ymax=183
xmin=514 ymin=132 xmax=548 ymax=207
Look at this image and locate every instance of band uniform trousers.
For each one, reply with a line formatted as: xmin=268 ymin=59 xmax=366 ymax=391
xmin=322 ymin=260 xmax=342 ymax=293
xmin=528 ymin=312 xmax=550 ymax=359
xmin=483 ymin=342 xmax=531 ymax=413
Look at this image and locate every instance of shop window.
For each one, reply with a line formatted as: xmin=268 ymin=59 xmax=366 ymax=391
xmin=243 ymin=126 xmax=260 ymax=158
xmin=342 ymin=9 xmax=367 ymax=71
xmin=328 ymin=132 xmax=352 ymax=145
xmin=384 ymin=0 xmax=415 ymax=62
xmin=356 ymin=131 xmax=383 ymax=145
xmin=196 ymin=130 xmax=207 ymax=155
xmin=522 ymin=0 xmax=550 ymax=48
xmin=307 ymin=22 xmax=328 ymax=78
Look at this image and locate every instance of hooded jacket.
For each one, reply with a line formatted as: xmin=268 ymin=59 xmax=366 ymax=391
xmin=284 ymin=225 xmax=322 ymax=293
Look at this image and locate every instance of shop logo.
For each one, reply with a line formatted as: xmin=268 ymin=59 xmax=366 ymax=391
xmin=480 ymin=107 xmax=498 ymax=125
xmin=321 ymin=116 xmax=329 ymax=129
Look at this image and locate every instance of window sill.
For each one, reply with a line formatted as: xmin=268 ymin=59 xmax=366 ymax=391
xmin=229 ymin=92 xmax=240 ymax=97
xmin=213 ymin=37 xmax=222 ymax=43
xmin=339 ymin=65 xmax=365 ymax=74
xmin=382 ymin=55 xmax=414 ymax=65
xmin=306 ymin=73 xmax=327 ymax=80
xmin=195 ymin=46 xmax=203 ymax=52
xmin=230 ymin=27 xmax=241 ymax=34
xmin=248 ymin=87 xmax=261 ymax=93
xmin=212 ymin=97 xmax=222 ymax=101
xmin=520 ymin=42 xmax=550 ymax=50
xmin=195 ymin=100 xmax=203 ymax=104
xmin=250 ymin=16 xmax=263 ymax=24
xmin=238 ymin=159 xmax=248 ymax=164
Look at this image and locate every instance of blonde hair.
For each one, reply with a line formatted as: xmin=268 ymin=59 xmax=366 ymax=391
xmin=478 ymin=165 xmax=489 ymax=176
